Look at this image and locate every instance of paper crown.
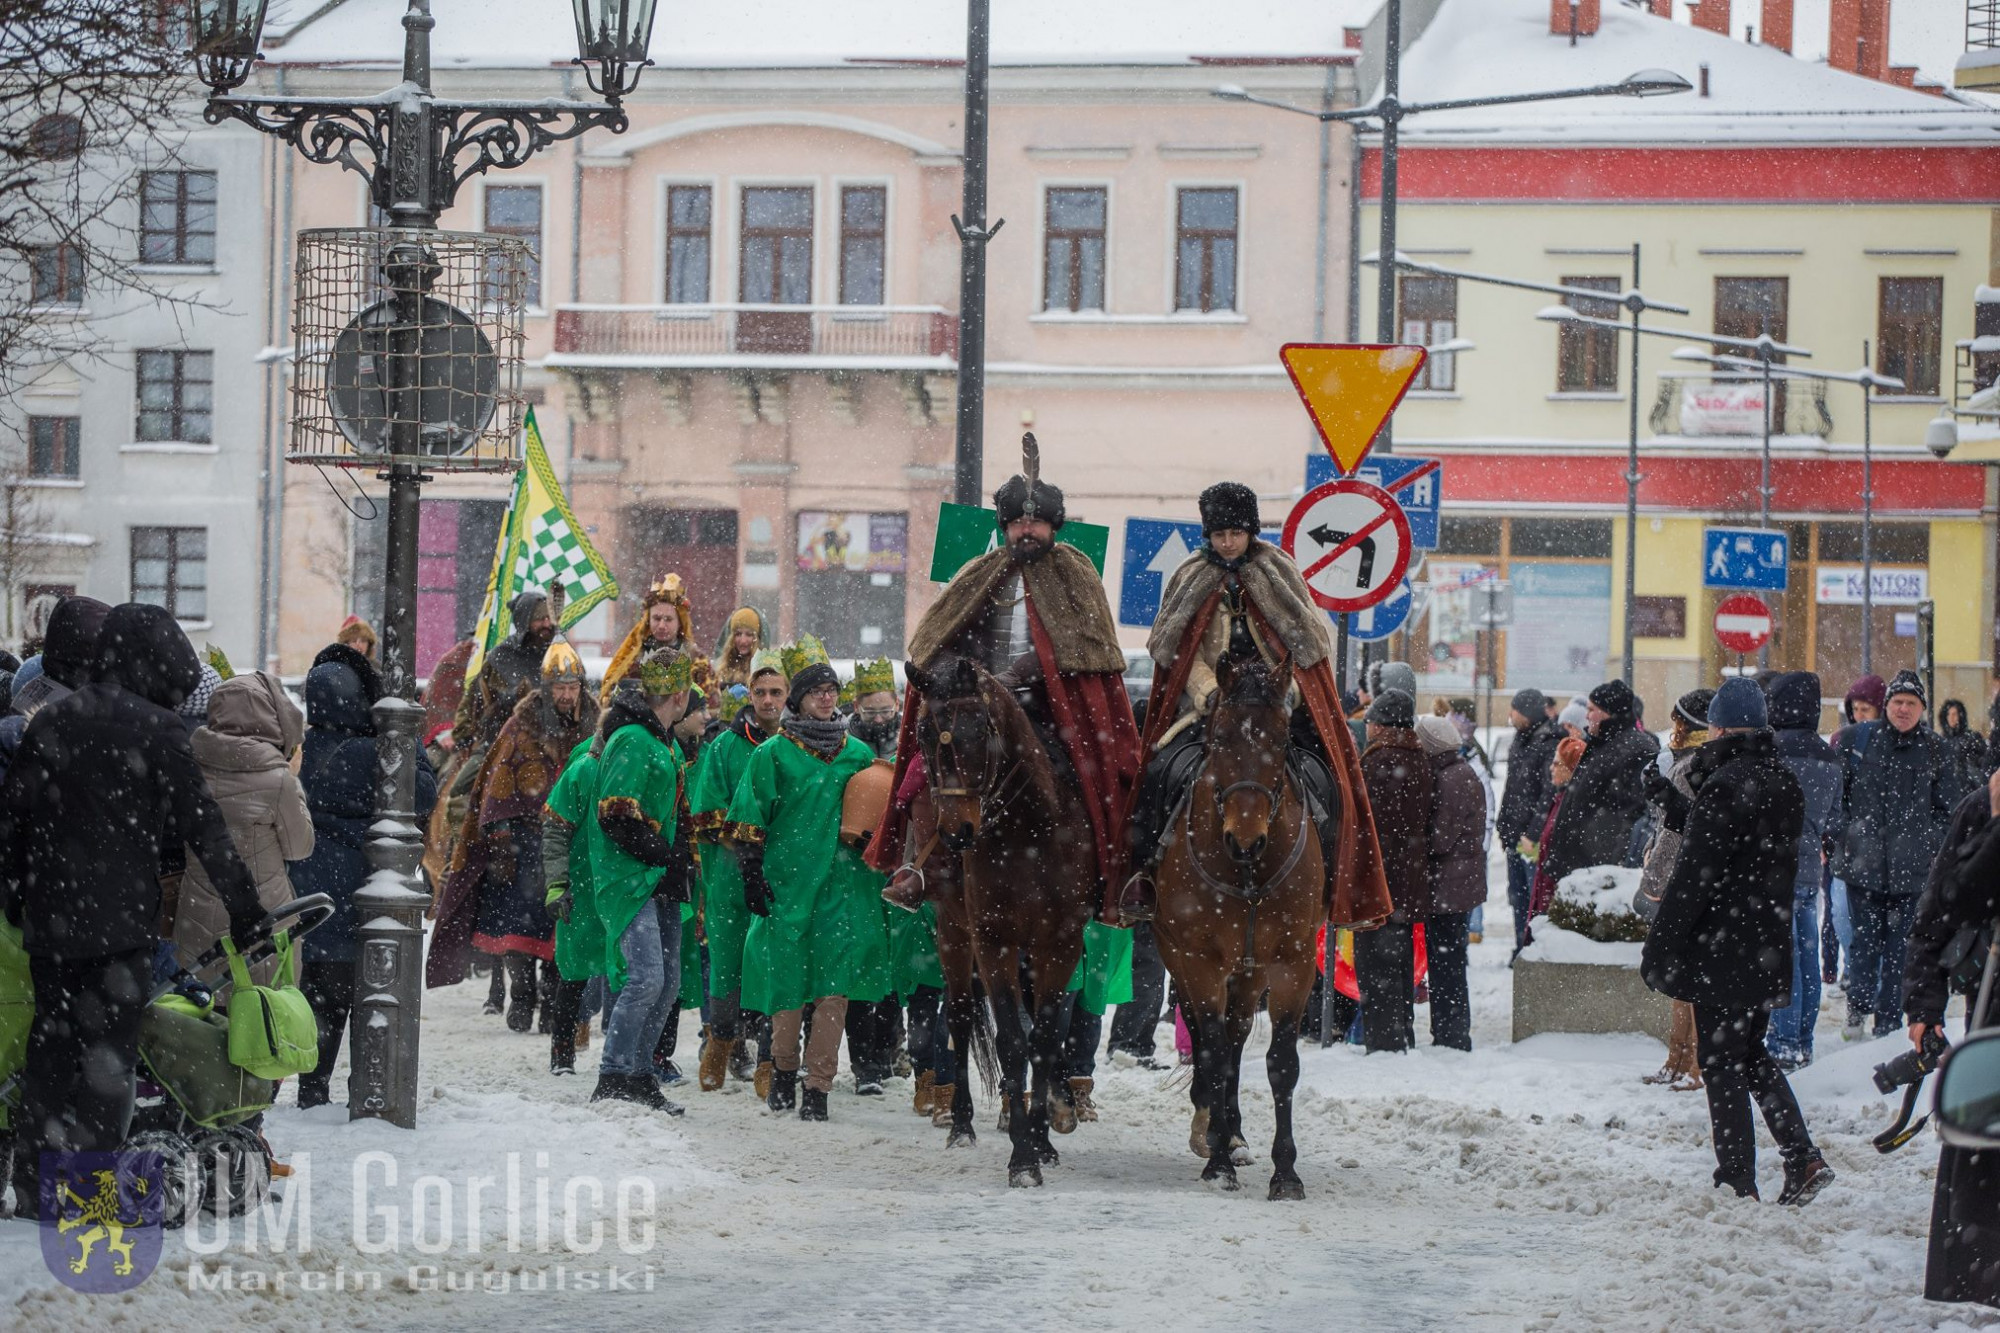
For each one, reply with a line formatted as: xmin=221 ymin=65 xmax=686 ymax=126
xmin=541 ymin=640 xmax=587 ymax=683
xmin=779 ymin=633 xmax=830 ymax=682
xmin=638 ymin=647 xmax=695 ymax=696
xmin=644 ymin=573 xmax=686 ymax=607
xmin=750 ymin=648 xmax=786 ymax=679
xmin=852 ymin=657 xmax=895 ymax=697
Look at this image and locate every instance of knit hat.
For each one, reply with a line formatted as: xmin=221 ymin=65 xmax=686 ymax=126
xmin=1588 ymin=678 xmax=1636 ymax=720
xmin=1707 ymin=676 xmax=1768 ymax=731
xmin=1414 ymin=714 xmax=1461 ymax=755
xmin=1198 ymin=481 xmax=1260 ymax=536
xmin=788 ymin=663 xmax=841 ymax=712
xmin=1844 ymin=673 xmax=1886 ymax=719
xmin=1510 ymin=687 xmax=1548 ymax=720
xmin=1557 ymin=701 xmax=1589 ymax=733
xmin=1672 ymin=687 xmax=1715 ymax=729
xmin=1365 ymin=688 xmax=1414 ymax=729
xmin=178 ymin=664 xmax=222 ymax=722
xmin=1884 ymin=669 xmax=1926 ymax=709
xmin=1376 ymin=661 xmax=1418 ymax=700
xmin=1764 ymin=671 xmax=1822 ymax=731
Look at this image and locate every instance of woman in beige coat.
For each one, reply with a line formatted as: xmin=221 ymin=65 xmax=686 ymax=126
xmin=173 ymin=672 xmax=314 ymax=983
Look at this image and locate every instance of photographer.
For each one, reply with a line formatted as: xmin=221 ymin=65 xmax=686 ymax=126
xmin=1903 ymin=767 xmax=2000 ymax=1307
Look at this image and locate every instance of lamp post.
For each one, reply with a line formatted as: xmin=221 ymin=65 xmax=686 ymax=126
xmin=1215 ymin=4 xmax=1689 ymax=455
xmin=1366 ymin=253 xmax=1689 ymax=688
xmin=184 ymin=0 xmax=659 ymax=1128
xmin=952 ymin=0 xmax=1000 ymax=508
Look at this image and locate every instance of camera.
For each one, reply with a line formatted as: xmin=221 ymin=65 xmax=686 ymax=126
xmin=1874 ymin=1026 xmax=1950 ymax=1095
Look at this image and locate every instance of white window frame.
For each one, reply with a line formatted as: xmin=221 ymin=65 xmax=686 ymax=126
xmin=729 ymin=175 xmax=821 ymax=305
xmin=1035 ymin=178 xmax=1114 ymax=316
xmin=830 ymin=175 xmax=895 ymax=309
xmin=476 ymin=175 xmax=550 ymax=315
xmin=653 ymin=173 xmax=722 ymax=305
xmin=1164 ymin=178 xmax=1247 ymax=318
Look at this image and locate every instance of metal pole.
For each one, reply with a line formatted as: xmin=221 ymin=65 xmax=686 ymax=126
xmin=1861 ymin=340 xmax=1875 ymax=679
xmin=1621 ymin=243 xmax=1641 ymax=687
xmin=1373 ymin=0 xmax=1401 ymax=457
xmin=1759 ymin=347 xmax=1774 ymax=670
xmin=952 ymin=0 xmax=993 ymax=508
xmin=348 ymin=0 xmax=442 ymax=1130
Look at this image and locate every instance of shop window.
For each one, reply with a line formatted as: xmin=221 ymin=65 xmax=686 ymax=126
xmin=1437 ymin=516 xmax=1501 ymax=556
xmin=1816 ymin=521 xmax=1929 ymax=565
xmin=1510 ymin=518 xmax=1612 ymax=559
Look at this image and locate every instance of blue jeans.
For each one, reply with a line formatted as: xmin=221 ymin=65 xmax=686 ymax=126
xmin=1828 ymin=877 xmax=1854 ymax=975
xmin=1060 ymin=997 xmax=1103 ymax=1080
xmin=1505 ymin=850 xmax=1534 ymax=953
xmin=1848 ymin=889 xmax=1916 ymax=1034
xmin=1767 ymin=885 xmax=1822 ymax=1062
xmin=599 ymin=899 xmax=683 ymax=1077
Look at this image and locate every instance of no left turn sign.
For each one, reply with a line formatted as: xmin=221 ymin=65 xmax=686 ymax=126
xmin=1281 ymin=479 xmax=1413 ymax=614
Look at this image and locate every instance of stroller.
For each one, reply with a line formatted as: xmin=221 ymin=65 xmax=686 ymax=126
xmin=0 ymin=894 xmax=334 ymax=1225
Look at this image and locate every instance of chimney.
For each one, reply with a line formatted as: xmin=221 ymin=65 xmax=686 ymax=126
xmin=1830 ymin=0 xmax=1892 ymax=82
xmin=1689 ymin=0 xmax=1730 ymax=36
xmin=1648 ymin=0 xmax=1671 ymax=16
xmin=1762 ymin=0 xmax=1794 ymax=54
xmin=1549 ymin=0 xmax=1600 ymax=38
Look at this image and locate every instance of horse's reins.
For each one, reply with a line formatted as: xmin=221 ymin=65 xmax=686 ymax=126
xmin=1178 ymin=756 xmax=1313 ymax=975
xmin=929 ymin=696 xmax=1033 ymax=824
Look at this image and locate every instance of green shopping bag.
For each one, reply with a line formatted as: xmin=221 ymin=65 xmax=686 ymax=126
xmin=224 ymin=932 xmax=319 ymax=1080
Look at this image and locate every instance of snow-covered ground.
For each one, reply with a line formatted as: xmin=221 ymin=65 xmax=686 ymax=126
xmin=4 ymin=885 xmax=1987 ymax=1331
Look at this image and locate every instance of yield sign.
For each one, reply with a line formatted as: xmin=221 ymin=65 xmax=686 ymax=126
xmin=1280 ymin=342 xmax=1429 ymax=475
xmin=1282 ymin=479 xmax=1413 ymax=614
xmin=1714 ymin=593 xmax=1772 ymax=655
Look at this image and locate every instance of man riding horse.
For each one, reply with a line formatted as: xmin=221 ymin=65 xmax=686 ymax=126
xmin=1123 ymin=481 xmax=1391 ymax=928
xmin=870 ymin=437 xmax=1141 ymax=922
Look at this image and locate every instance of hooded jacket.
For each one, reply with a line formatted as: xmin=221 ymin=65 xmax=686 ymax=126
xmin=1766 ymin=671 xmax=1841 ymax=896
xmin=172 ymin=672 xmax=314 ymax=977
xmin=1542 ymin=698 xmax=1658 ymax=883
xmin=0 ymin=595 xmax=110 ymax=784
xmin=1 ymin=603 xmax=260 ymax=958
xmin=1497 ymin=716 xmax=1563 ymax=847
xmin=1361 ymin=726 xmax=1436 ymax=920
xmin=1840 ymin=716 xmax=1966 ymax=900
xmin=291 ymin=644 xmax=436 ymax=964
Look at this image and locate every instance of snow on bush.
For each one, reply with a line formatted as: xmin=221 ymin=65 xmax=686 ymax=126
xmin=1546 ymin=865 xmax=1648 ymax=943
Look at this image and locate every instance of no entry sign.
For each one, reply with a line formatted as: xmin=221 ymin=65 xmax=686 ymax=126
xmin=1714 ymin=593 xmax=1773 ymax=655
xmin=1281 ymin=479 xmax=1413 ymax=614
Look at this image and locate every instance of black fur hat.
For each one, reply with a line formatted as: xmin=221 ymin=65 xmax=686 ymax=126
xmin=994 ymin=431 xmax=1065 ymax=529
xmin=1198 ymin=481 xmax=1260 ymax=535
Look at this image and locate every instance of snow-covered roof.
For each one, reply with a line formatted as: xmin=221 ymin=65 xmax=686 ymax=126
xmin=267 ymin=0 xmax=1379 ymax=70
xmin=1381 ymin=0 xmax=2000 ymax=146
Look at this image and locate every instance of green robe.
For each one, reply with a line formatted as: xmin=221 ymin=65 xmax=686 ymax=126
xmin=1070 ymin=921 xmax=1134 ymax=1016
xmin=886 ymin=901 xmax=944 ymax=996
xmin=688 ymin=722 xmax=767 ymax=1001
xmin=544 ymin=740 xmax=603 ymax=983
xmin=731 ymin=733 xmax=893 ymax=1015
xmin=584 ymin=719 xmax=684 ymax=992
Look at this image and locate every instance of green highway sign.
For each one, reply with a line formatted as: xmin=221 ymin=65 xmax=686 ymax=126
xmin=929 ymin=502 xmax=1109 ymax=583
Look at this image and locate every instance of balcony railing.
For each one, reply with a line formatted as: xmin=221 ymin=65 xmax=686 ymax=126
xmin=1650 ymin=370 xmax=1831 ymax=440
xmin=550 ymin=304 xmax=958 ymax=365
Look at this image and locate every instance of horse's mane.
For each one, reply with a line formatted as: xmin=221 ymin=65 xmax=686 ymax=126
xmin=1219 ymin=658 xmax=1288 ymax=713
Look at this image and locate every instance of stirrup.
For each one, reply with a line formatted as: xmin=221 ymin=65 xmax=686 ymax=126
xmin=1118 ymin=872 xmax=1156 ymax=924
xmin=883 ymin=863 xmax=927 ymax=913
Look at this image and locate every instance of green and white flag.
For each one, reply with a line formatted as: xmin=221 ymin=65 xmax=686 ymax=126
xmin=465 ymin=409 xmax=619 ymax=679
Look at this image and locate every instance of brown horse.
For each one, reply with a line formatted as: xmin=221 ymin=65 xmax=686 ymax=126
xmin=1153 ymin=657 xmax=1328 ymax=1199
xmin=905 ymin=655 xmax=1098 ymax=1187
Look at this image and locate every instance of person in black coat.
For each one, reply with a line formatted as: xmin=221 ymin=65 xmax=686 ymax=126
xmin=1904 ymin=770 xmax=2000 ymax=1308
xmin=289 ymin=642 xmax=437 ymax=1108
xmin=1542 ymin=679 xmax=1658 ymax=885
xmin=1497 ymin=687 xmax=1560 ymax=955
xmin=1640 ymin=678 xmax=1830 ymax=1205
xmin=2 ymin=603 xmax=264 ymax=1217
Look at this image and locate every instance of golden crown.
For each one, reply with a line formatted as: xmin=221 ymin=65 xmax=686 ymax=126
xmin=852 ymin=657 xmax=896 ymax=697
xmin=778 ymin=633 xmax=830 ymax=682
xmin=638 ymin=647 xmax=694 ymax=695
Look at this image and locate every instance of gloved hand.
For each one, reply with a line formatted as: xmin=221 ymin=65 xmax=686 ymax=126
xmin=1516 ymin=837 xmax=1539 ymax=864
xmin=549 ymin=885 xmax=573 ymax=923
xmin=740 ymin=847 xmax=773 ymax=918
xmin=228 ymin=906 xmax=268 ymax=951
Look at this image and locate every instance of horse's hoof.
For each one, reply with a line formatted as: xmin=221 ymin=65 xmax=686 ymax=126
xmin=1035 ymin=1141 xmax=1060 ymax=1166
xmin=946 ymin=1126 xmax=977 ymax=1150
xmin=1230 ymin=1137 xmax=1254 ymax=1166
xmin=1049 ymin=1100 xmax=1078 ymax=1136
xmin=1200 ymin=1163 xmax=1240 ymax=1191
xmin=1189 ymin=1108 xmax=1211 ymax=1159
xmin=1009 ymin=1165 xmax=1044 ymax=1188
xmin=1268 ymin=1175 xmax=1305 ymax=1202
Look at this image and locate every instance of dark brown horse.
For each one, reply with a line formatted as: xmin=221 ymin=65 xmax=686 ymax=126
xmin=905 ymin=655 xmax=1097 ymax=1187
xmin=1153 ymin=657 xmax=1328 ymax=1199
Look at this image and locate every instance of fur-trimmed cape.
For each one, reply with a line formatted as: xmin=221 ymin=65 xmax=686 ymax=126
xmin=906 ymin=543 xmax=1125 ymax=674
xmin=1149 ymin=538 xmax=1331 ymax=673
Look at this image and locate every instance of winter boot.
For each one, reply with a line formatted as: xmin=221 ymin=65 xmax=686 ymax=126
xmin=729 ymin=1039 xmax=755 ymax=1084
xmin=799 ymin=1088 xmax=829 ymax=1122
xmin=754 ymin=1060 xmax=775 ymax=1102
xmin=1070 ymin=1077 xmax=1099 ymax=1123
xmin=504 ymin=955 xmax=538 ymax=1033
xmin=589 ymin=1073 xmax=629 ymax=1104
xmin=882 ymin=864 xmax=932 ymax=913
xmin=767 ymin=1068 xmax=798 ymax=1113
xmin=929 ymin=1084 xmax=956 ymax=1129
xmin=483 ymin=965 xmax=506 ymax=1016
xmin=575 ymin=1020 xmax=591 ymax=1051
xmin=913 ymin=1070 xmax=936 ymax=1116
xmin=536 ymin=961 xmax=558 ymax=1036
xmin=626 ymin=1075 xmax=686 ymax=1118
xmin=697 ymin=1033 xmax=731 ymax=1092
xmin=551 ymin=1022 xmax=578 ymax=1076
xmin=1777 ymin=1154 xmax=1834 ymax=1207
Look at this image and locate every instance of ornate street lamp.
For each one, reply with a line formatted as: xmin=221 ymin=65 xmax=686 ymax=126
xmin=182 ymin=0 xmax=655 ymax=1129
xmin=570 ymin=0 xmax=662 ymax=100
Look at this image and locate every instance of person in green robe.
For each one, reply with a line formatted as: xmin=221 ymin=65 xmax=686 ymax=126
xmin=583 ymin=646 xmax=696 ymax=1115
xmin=731 ymin=640 xmax=892 ymax=1122
xmin=689 ymin=652 xmax=786 ymax=1092
xmin=541 ymin=736 xmax=600 ymax=1077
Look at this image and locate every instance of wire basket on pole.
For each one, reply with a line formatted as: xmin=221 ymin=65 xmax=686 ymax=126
xmin=289 ymin=227 xmax=530 ymax=473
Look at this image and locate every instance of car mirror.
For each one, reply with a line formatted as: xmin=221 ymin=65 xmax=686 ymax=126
xmin=1935 ymin=1030 xmax=2000 ymax=1150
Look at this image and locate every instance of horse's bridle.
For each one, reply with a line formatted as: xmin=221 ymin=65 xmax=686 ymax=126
xmin=1178 ymin=747 xmax=1314 ymax=976
xmin=927 ymin=695 xmax=1030 ymax=821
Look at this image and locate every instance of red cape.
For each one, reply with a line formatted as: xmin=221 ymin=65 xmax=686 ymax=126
xmin=867 ymin=598 xmax=1142 ymax=921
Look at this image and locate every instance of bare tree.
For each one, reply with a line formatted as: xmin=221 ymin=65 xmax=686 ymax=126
xmin=0 ymin=1 xmax=207 ymax=404
xmin=0 ymin=435 xmax=53 ymax=647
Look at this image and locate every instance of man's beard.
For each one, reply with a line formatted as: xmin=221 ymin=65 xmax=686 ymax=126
xmin=850 ymin=716 xmax=899 ymax=751
xmin=523 ymin=625 xmax=556 ymax=652
xmin=1008 ymin=535 xmax=1052 ymax=564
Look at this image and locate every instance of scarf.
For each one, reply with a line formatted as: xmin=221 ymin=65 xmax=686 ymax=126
xmin=783 ymin=710 xmax=850 ymax=758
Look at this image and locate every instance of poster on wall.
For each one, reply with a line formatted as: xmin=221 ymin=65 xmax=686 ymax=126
xmin=1506 ymin=562 xmax=1611 ymax=695
xmin=797 ymin=512 xmax=908 ymax=574
xmin=1421 ymin=560 xmax=1492 ymax=692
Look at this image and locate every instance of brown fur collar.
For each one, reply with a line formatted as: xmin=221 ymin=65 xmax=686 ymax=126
xmin=1149 ymin=539 xmax=1332 ymax=673
xmin=907 ymin=543 xmax=1125 ymax=675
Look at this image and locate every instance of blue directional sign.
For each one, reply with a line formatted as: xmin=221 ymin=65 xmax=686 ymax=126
xmin=1702 ymin=526 xmax=1789 ymax=592
xmin=1119 ymin=518 xmax=1285 ymax=627
xmin=1344 ymin=578 xmax=1414 ymax=642
xmin=1307 ymin=453 xmax=1442 ymax=550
